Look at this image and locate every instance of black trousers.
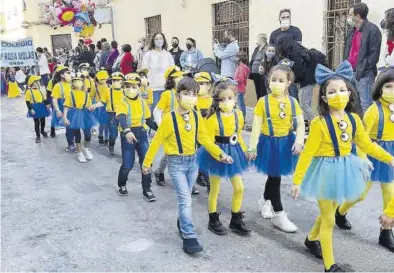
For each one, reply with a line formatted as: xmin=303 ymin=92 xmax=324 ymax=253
xmin=33 ymin=118 xmax=45 ymax=137
xmin=253 ymin=73 xmax=268 ymax=99
xmin=263 ymin=176 xmax=283 ymax=212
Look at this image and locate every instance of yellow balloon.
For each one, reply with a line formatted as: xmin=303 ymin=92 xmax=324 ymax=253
xmin=79 ymin=24 xmax=94 ymax=38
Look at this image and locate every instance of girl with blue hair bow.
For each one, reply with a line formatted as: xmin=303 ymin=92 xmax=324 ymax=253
xmin=291 ymin=61 xmax=394 ymax=272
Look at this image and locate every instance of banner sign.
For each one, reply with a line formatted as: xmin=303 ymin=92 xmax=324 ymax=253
xmin=0 ymin=37 xmax=36 ymax=67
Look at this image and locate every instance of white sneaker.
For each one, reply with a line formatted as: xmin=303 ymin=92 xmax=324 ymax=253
xmin=77 ymin=152 xmax=87 ymax=163
xmin=82 ymin=148 xmax=93 ymax=160
xmin=258 ymin=198 xmax=274 ymax=219
xmin=272 ymin=211 xmax=298 ymax=233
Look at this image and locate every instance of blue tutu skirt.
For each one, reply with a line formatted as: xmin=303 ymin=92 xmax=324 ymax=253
xmin=93 ymin=106 xmax=108 ymax=125
xmin=255 ymin=133 xmax=298 ymax=177
xmin=51 ymin=98 xmax=64 ymax=128
xmin=67 ymin=108 xmax=97 ymax=130
xmin=368 ymin=140 xmax=394 ymax=183
xmin=301 ymin=154 xmax=371 ymax=203
xmin=27 ymin=103 xmax=51 ymax=119
xmin=197 ymin=143 xmax=248 ymax=178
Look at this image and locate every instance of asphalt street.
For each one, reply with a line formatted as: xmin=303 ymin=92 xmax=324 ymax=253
xmin=1 ymin=97 xmax=392 ymax=272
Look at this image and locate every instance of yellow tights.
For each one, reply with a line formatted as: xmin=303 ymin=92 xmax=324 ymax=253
xmin=208 ymin=175 xmax=244 ymax=213
xmin=339 ymin=182 xmax=394 ymax=215
xmin=307 ymin=200 xmax=337 ymax=270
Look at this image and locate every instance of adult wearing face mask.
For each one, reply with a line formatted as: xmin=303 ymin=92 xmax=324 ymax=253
xmin=344 ymin=2 xmax=381 ymax=114
xmin=250 ymin=34 xmax=268 ymax=99
xmin=269 ymin=9 xmax=302 ymax=46
xmin=100 ymin=42 xmax=111 ymax=70
xmin=180 ymin=38 xmax=203 ymax=73
xmin=135 ymin=37 xmax=148 ymax=70
xmin=213 ymin=28 xmax=240 ymax=79
xmin=259 ymin=44 xmax=279 ymax=98
xmin=169 ymin=37 xmax=183 ymax=68
xmin=381 ymin=8 xmax=394 ymax=66
xmin=142 ymin=32 xmax=175 ymax=111
xmin=36 ymin=47 xmax=51 ymax=87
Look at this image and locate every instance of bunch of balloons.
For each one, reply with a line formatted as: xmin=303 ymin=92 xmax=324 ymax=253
xmin=43 ymin=0 xmax=109 ymax=43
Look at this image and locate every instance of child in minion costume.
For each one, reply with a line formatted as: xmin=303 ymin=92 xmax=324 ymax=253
xmin=91 ymin=72 xmax=125 ymax=155
xmin=116 ymin=73 xmax=158 ymax=200
xmin=137 ymin=68 xmax=153 ymax=106
xmin=25 ymin=75 xmax=51 ymax=143
xmin=51 ymin=65 xmax=76 ymax=151
xmin=194 ymin=72 xmax=213 ymax=190
xmin=91 ymin=69 xmax=110 ymax=145
xmin=335 ymin=68 xmax=394 ymax=252
xmin=152 ymin=65 xmax=184 ymax=187
xmin=63 ymin=72 xmax=97 ymax=163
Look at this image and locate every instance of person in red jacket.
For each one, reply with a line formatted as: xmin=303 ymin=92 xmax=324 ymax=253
xmin=120 ymin=44 xmax=134 ymax=75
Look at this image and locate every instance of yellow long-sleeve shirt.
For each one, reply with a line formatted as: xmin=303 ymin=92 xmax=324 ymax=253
xmin=206 ymin=110 xmax=247 ymax=151
xmin=51 ymin=82 xmax=71 ymax=100
xmin=254 ymin=94 xmax=303 ymax=137
xmin=364 ymin=100 xmax=394 ymax=141
xmin=385 ymin=196 xmax=394 ymax=218
xmin=294 ymin=113 xmax=394 ymax=185
xmin=156 ymin=89 xmax=178 ymax=113
xmin=116 ymin=96 xmax=151 ymax=128
xmin=141 ymin=86 xmax=153 ymax=105
xmin=101 ymin=88 xmax=124 ymax=113
xmin=90 ymin=84 xmax=109 ymax=102
xmin=143 ymin=110 xmax=223 ymax=167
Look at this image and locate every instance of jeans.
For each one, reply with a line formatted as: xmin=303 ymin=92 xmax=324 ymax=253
xmin=156 ymin=155 xmax=168 ymax=173
xmin=167 ymin=155 xmax=198 ymax=239
xmin=237 ymin=92 xmax=246 ymax=119
xmin=299 ymin=84 xmax=316 ymax=122
xmin=99 ymin=124 xmax=109 ymax=139
xmin=118 ymin=127 xmax=152 ymax=190
xmin=151 ymin=90 xmax=164 ymax=112
xmin=355 ymin=71 xmax=374 ymax=114
xmin=289 ymin=83 xmax=299 ymax=101
xmin=65 ymin=128 xmax=75 ymax=146
xmin=107 ymin=112 xmax=119 ymax=147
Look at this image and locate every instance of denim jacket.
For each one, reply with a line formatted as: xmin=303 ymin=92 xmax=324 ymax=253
xmin=213 ymin=40 xmax=239 ymax=78
xmin=180 ymin=49 xmax=203 ymax=72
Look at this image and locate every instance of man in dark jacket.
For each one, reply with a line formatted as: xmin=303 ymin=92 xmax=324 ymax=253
xmin=344 ymin=3 xmax=382 ymax=113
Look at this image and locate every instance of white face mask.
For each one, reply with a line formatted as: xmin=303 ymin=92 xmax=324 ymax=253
xmin=125 ymin=88 xmax=140 ymax=98
xmin=280 ymin=19 xmax=291 ymax=28
xmin=113 ymin=81 xmax=122 ymax=89
xmin=73 ymin=80 xmax=84 ymax=90
xmin=141 ymin=77 xmax=148 ymax=86
xmin=64 ymin=73 xmax=72 ymax=82
xmin=155 ymin=39 xmax=164 ymax=49
xmin=81 ymin=70 xmax=89 ymax=77
xmin=31 ymin=82 xmax=41 ymax=89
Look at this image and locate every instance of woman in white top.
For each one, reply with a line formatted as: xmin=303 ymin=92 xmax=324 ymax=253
xmin=142 ymin=32 xmax=174 ymax=111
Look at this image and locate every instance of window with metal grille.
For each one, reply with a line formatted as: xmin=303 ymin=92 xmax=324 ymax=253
xmin=145 ymin=15 xmax=162 ymax=43
xmin=212 ymin=0 xmax=250 ymax=59
xmin=323 ymin=0 xmax=361 ymax=69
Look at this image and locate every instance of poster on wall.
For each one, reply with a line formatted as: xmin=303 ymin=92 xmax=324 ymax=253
xmin=0 ymin=37 xmax=36 ymax=67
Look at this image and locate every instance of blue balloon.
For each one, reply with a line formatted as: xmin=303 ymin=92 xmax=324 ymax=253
xmin=74 ymin=26 xmax=82 ymax=33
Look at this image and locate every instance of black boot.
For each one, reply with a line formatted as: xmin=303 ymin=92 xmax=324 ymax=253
xmin=229 ymin=211 xmax=251 ymax=235
xmin=324 ymin=264 xmax=343 ymax=272
xmin=109 ymin=146 xmax=115 ymax=155
xmin=104 ymin=139 xmax=109 ymax=146
xmin=50 ymin=127 xmax=56 ymax=138
xmin=196 ymin=172 xmax=208 ymax=187
xmin=335 ymin=207 xmax=352 ymax=230
xmin=155 ymin=171 xmax=166 ymax=186
xmin=304 ymin=237 xmax=323 ymax=259
xmin=98 ymin=136 xmax=104 ymax=145
xmin=208 ymin=212 xmax=227 ymax=235
xmin=191 ymin=186 xmax=199 ymax=195
xmin=379 ymin=229 xmax=394 ymax=252
xmin=41 ymin=131 xmax=48 ymax=138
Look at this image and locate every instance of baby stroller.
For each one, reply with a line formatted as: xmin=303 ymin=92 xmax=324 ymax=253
xmin=196 ymin=58 xmax=219 ymax=75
